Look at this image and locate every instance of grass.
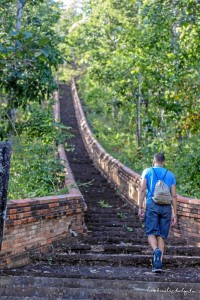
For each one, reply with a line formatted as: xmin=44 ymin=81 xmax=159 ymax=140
xmin=98 ymin=199 xmax=113 ymax=208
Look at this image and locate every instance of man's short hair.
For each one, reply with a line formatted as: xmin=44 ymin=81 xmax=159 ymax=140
xmin=154 ymin=153 xmax=165 ymax=163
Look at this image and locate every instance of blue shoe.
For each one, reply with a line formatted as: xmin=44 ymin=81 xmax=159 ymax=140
xmin=152 ymin=265 xmax=162 ymax=273
xmin=152 ymin=248 xmax=162 ymax=272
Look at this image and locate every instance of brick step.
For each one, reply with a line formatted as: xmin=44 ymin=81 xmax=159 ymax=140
xmin=31 ymin=252 xmax=200 ymax=268
xmin=0 ymin=274 xmax=199 ymax=300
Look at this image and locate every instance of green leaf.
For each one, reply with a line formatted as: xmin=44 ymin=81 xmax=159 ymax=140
xmin=38 ymin=37 xmax=50 ymax=46
xmin=34 ymin=51 xmax=43 ymax=57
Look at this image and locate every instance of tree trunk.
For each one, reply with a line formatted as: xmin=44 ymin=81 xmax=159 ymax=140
xmin=8 ymin=1 xmax=26 ymax=133
xmin=16 ymin=0 xmax=25 ymax=31
xmin=136 ymin=0 xmax=142 ymax=149
xmin=137 ymin=73 xmax=142 ymax=148
xmin=172 ymin=1 xmax=182 ymax=151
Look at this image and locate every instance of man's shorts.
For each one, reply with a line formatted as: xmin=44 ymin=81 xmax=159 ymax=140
xmin=145 ymin=201 xmax=172 ymax=239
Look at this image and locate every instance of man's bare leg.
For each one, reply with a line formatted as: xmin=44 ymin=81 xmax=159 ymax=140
xmin=148 ymin=235 xmax=164 ymax=258
xmin=148 ymin=235 xmax=158 ymax=251
xmin=157 ymin=236 xmax=165 ymax=261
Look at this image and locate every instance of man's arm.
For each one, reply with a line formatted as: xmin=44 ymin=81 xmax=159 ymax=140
xmin=171 ymin=184 xmax=177 ymax=226
xmin=138 ymin=178 xmax=147 ymax=219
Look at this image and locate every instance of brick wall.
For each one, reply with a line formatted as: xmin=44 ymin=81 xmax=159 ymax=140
xmin=1 ymin=192 xmax=86 ymax=268
xmin=172 ymin=196 xmax=200 ymax=244
xmin=0 ymin=91 xmax=87 ymax=268
xmin=71 ymin=79 xmax=200 ymax=244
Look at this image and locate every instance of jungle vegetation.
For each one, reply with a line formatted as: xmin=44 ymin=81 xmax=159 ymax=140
xmin=0 ymin=0 xmax=70 ymax=198
xmin=62 ymin=0 xmax=200 ymax=198
xmin=1 ymin=0 xmax=199 ymax=198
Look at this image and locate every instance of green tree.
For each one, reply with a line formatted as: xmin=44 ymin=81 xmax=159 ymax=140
xmin=0 ymin=0 xmax=63 ymax=138
xmin=62 ymin=0 xmax=200 ymax=197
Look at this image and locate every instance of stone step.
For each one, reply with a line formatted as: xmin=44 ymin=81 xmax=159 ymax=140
xmin=74 ymin=176 xmax=106 ymax=182
xmin=86 ymin=213 xmax=137 ymax=218
xmin=87 ymin=211 xmax=133 ymax=216
xmin=87 ymin=227 xmax=144 ymax=234
xmin=85 ymin=225 xmax=137 ymax=231
xmin=86 ymin=210 xmax=136 ymax=216
xmin=85 ymin=194 xmax=127 ymax=199
xmin=87 ymin=233 xmax=144 ymax=240
xmin=86 ymin=210 xmax=133 ymax=216
xmin=85 ymin=216 xmax=137 ymax=223
xmin=2 ymin=265 xmax=200 ymax=283
xmin=77 ymin=236 xmax=188 ymax=246
xmin=0 ymin=298 xmax=46 ymax=300
xmin=88 ymin=204 xmax=131 ymax=210
xmin=31 ymin=252 xmax=200 ymax=268
xmin=86 ymin=222 xmax=142 ymax=229
xmin=0 ymin=275 xmax=199 ymax=300
xmin=88 ymin=232 xmax=186 ymax=243
xmin=52 ymin=243 xmax=200 ymax=256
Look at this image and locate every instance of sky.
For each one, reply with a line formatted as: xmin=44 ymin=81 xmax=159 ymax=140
xmin=55 ymin=0 xmax=76 ymax=7
xmin=61 ymin=0 xmax=73 ymax=6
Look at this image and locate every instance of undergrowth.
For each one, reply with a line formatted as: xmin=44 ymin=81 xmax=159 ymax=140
xmin=79 ymin=82 xmax=200 ymax=199
xmin=8 ymin=100 xmax=72 ymax=199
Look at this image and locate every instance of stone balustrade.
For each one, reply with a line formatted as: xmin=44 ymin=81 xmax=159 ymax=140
xmin=71 ymin=79 xmax=200 ymax=245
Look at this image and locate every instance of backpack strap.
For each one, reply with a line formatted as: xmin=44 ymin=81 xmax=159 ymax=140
xmin=152 ymin=168 xmax=159 ymax=180
xmin=152 ymin=168 xmax=168 ymax=181
xmin=162 ymin=169 xmax=168 ymax=181
xmin=147 ymin=168 xmax=155 ymax=197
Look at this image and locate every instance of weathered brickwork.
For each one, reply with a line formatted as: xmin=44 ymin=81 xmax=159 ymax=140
xmin=0 ymin=193 xmax=86 ymax=268
xmin=71 ymin=79 xmax=200 ymax=244
xmin=0 ymin=93 xmax=87 ymax=268
xmin=173 ymin=196 xmax=200 ymax=244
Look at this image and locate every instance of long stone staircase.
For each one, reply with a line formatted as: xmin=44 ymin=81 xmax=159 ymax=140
xmin=0 ymin=85 xmax=199 ymax=299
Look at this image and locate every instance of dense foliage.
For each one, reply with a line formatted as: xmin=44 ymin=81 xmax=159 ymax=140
xmin=63 ymin=0 xmax=200 ymax=197
xmin=9 ymin=102 xmax=71 ymax=199
xmin=0 ymin=0 xmax=63 ymax=136
xmin=0 ymin=0 xmax=70 ymax=199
